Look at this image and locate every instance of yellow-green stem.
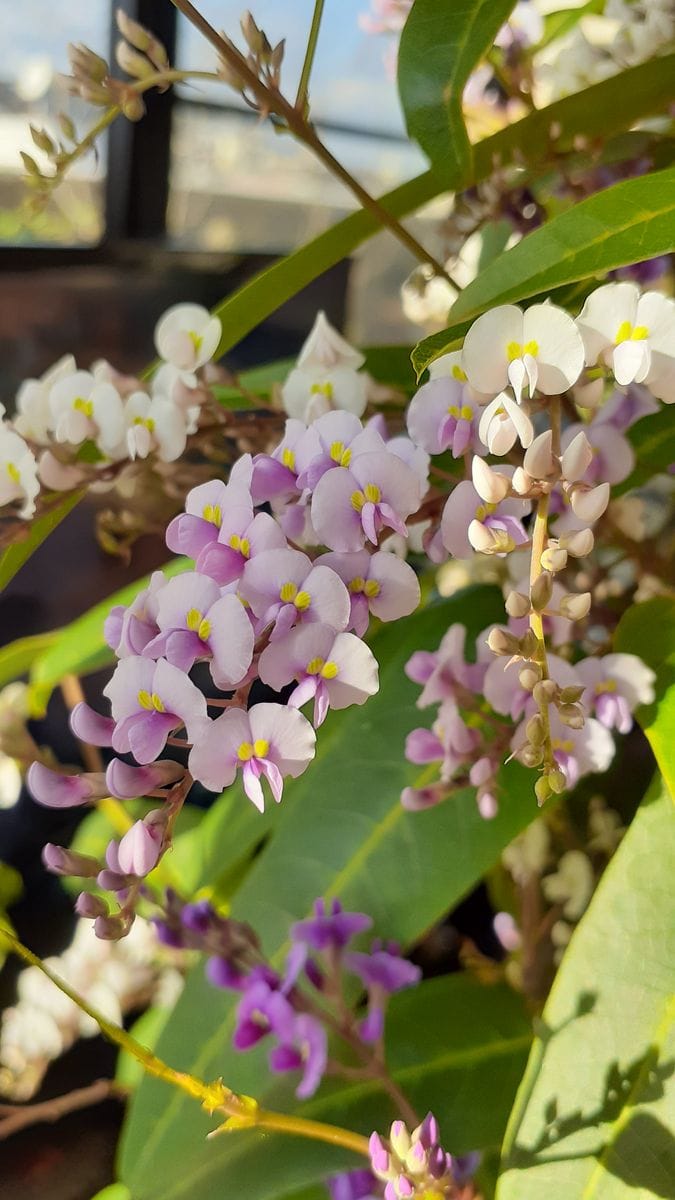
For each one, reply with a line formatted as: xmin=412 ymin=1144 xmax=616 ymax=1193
xmin=529 ymin=494 xmax=554 ymax=771
xmin=295 ymin=0 xmax=325 ymax=110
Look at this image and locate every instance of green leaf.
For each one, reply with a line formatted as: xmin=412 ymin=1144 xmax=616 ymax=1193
xmin=27 ymin=557 xmax=191 ymax=715
xmin=413 ymin=165 xmax=675 ymax=375
xmin=0 ymin=489 xmax=84 ymax=593
xmin=397 ymin=0 xmax=516 ymax=182
xmin=89 ymin=1186 xmax=131 ymax=1200
xmin=613 ymin=408 xmax=675 ymax=497
xmin=0 ymin=862 xmax=22 ymax=967
xmin=614 ymin=598 xmax=675 ymax=797
xmin=538 ymin=0 xmax=604 ymax=51
xmin=497 ymin=777 xmax=675 ymax=1199
xmin=119 ymin=586 xmax=541 ymax=1200
xmin=0 ymin=631 xmax=60 ymax=689
xmin=211 ymin=54 xmax=675 ymax=364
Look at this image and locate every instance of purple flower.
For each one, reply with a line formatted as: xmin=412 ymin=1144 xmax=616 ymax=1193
xmin=327 ymin=1169 xmax=379 ymax=1200
xmin=70 ymin=702 xmax=115 ymax=746
xmin=259 ymin=624 xmax=379 ymax=726
xmin=294 ymin=409 xmax=385 ymax=492
xmin=196 ymin=510 xmax=288 ymax=586
xmin=316 ymin=550 xmax=420 ymax=637
xmin=593 ymin=384 xmax=659 ymax=432
xmin=115 ymin=818 xmax=162 ymax=877
xmin=561 ymin=421 xmax=634 ymax=486
xmin=311 ymin=450 xmax=420 ymax=551
xmin=28 ymin=763 xmax=106 ymax=809
xmin=575 ymin=653 xmax=655 ymax=734
xmin=345 ymin=943 xmax=421 ymax=1043
xmin=251 ymin=418 xmax=307 ymax=503
xmin=233 ymin=977 xmax=294 ymax=1050
xmin=104 ymin=570 xmax=165 ymax=657
xmin=188 ymin=702 xmax=316 ymax=809
xmin=406 ymin=375 xmax=479 ymax=457
xmin=483 ymin=648 xmax=579 ymax=723
xmin=441 ymin=479 xmax=530 ymax=559
xmin=268 ymin=1011 xmax=328 ymax=1098
xmin=406 ymin=700 xmax=480 ymax=783
xmin=291 ymin=898 xmax=372 ymax=952
xmin=143 ymin=571 xmax=254 ymax=688
xmin=105 ymin=757 xmax=185 ymax=800
xmin=165 ymin=463 xmax=252 ymax=559
xmin=405 ymin=623 xmax=486 ymax=709
xmin=103 ymin=656 xmax=208 ymax=763
xmin=239 ymin=548 xmax=351 ymax=640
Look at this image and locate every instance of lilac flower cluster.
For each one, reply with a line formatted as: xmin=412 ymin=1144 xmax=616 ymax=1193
xmin=155 ymin=895 xmax=420 ymax=1101
xmin=368 ymin=1114 xmax=479 ymax=1199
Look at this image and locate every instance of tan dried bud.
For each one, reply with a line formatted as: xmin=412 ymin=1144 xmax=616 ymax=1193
xmin=533 ymin=679 xmax=558 ymax=707
xmin=120 ymin=92 xmax=146 ymax=121
xmin=30 ymin=125 xmax=55 ymax=155
xmin=557 ymin=703 xmax=585 ymax=730
xmin=519 ymin=664 xmax=542 ymax=691
xmin=520 ymin=744 xmax=544 ymax=769
xmin=270 ymin=38 xmax=285 ymax=74
xmin=68 ymin=42 xmax=109 ymax=84
xmin=548 ymin=768 xmax=567 ymax=795
xmin=531 ymin=571 xmax=553 ymax=612
xmin=561 ymin=527 xmax=594 ymax=558
xmin=116 ymin=8 xmax=169 ymax=70
xmin=535 ymin=775 xmax=552 ymax=805
xmin=559 ymin=591 xmax=592 ymax=621
xmin=505 ymin=590 xmax=531 ymax=619
xmin=526 ymin=714 xmax=546 ymax=747
xmin=241 ymin=11 xmax=265 ymax=55
xmin=487 ymin=627 xmax=521 ymax=657
xmin=558 ymin=684 xmax=585 ymax=705
xmin=116 ymin=40 xmax=154 ymax=80
xmin=58 ymin=112 xmax=76 ymax=141
xmin=20 ymin=152 xmax=42 ymax=178
xmin=520 ymin=629 xmax=538 ymax=659
xmin=541 ymin=543 xmax=568 ymax=573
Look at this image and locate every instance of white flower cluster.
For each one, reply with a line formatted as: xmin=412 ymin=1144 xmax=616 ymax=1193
xmin=1 ymin=304 xmax=222 ymax=520
xmin=0 ymin=917 xmax=182 ymax=1100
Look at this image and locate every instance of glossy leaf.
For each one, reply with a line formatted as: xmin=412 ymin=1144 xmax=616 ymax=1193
xmin=0 ymin=631 xmax=59 ymax=689
xmin=614 ymin=597 xmax=675 ymax=797
xmin=27 ymin=557 xmax=191 ymax=715
xmin=413 ymin=165 xmax=675 ymax=375
xmin=211 ymin=55 xmax=675 ymax=363
xmin=497 ymin=777 xmax=675 ymax=1199
xmin=397 ymin=0 xmax=515 ymax=182
xmin=614 ymin=408 xmax=675 ymax=498
xmin=0 ymin=489 xmax=84 ymax=593
xmin=119 ymin=587 xmax=541 ymax=1199
xmin=538 ymin=0 xmax=603 ymax=51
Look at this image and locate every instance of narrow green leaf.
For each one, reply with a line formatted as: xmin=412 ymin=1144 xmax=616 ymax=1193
xmin=89 ymin=1186 xmax=131 ymax=1200
xmin=497 ymin=777 xmax=675 ymax=1199
xmin=0 ymin=631 xmax=60 ymax=689
xmin=538 ymin=0 xmax=604 ymax=51
xmin=212 ymin=55 xmax=675 ymax=364
xmin=413 ymin=165 xmax=675 ymax=375
xmin=119 ymin=587 xmax=541 ymax=1200
xmin=0 ymin=489 xmax=84 ymax=593
xmin=613 ymin=408 xmax=675 ymax=497
xmin=614 ymin=597 xmax=675 ymax=797
xmin=397 ymin=0 xmax=515 ymax=182
xmin=27 ymin=558 xmax=191 ymax=715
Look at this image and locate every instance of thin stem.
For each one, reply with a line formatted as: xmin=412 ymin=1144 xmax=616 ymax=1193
xmin=170 ymin=0 xmax=454 ymax=281
xmin=295 ymin=0 xmax=325 ymax=111
xmin=252 ymin=1108 xmax=369 ymax=1156
xmin=529 ymin=493 xmax=554 ymax=773
xmin=0 ymin=1079 xmax=127 ymax=1140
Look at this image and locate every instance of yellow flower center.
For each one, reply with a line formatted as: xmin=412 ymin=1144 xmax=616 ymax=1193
xmin=279 ymin=582 xmax=311 ymax=609
xmin=186 ymin=608 xmax=211 ymax=640
xmin=475 ymin=502 xmax=497 ymax=521
xmin=351 ymin=483 xmax=381 ymax=511
xmin=552 ymin=737 xmax=574 ymax=753
xmin=310 ymin=381 xmax=333 ymax=398
xmin=73 ymin=396 xmax=93 ymax=417
xmin=330 ymin=441 xmax=352 ymax=467
xmin=137 ymin=690 xmax=165 ymax=712
xmin=448 ymin=403 xmax=473 ymax=420
xmin=306 ymin=657 xmax=338 ymax=679
xmin=596 ymin=678 xmax=617 ymax=694
xmin=615 ymin=321 xmax=649 ymax=344
xmin=348 ymin=577 xmax=381 ymax=597
xmin=281 ymin=447 xmax=295 ymax=470
xmin=202 ymin=504 xmax=222 ymax=527
xmin=237 ymin=738 xmax=269 ymax=761
xmin=507 ymin=339 xmax=539 ymax=361
xmin=188 ymin=329 xmax=203 ymax=352
xmin=229 ymin=534 xmax=251 ymax=557
xmin=6 ymin=463 xmax=20 ymax=485
xmin=132 ymin=416 xmax=155 ymax=431
xmin=451 ymin=364 xmax=467 ymax=381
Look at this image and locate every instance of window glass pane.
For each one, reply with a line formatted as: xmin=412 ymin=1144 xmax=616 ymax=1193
xmin=175 ymin=0 xmax=405 ymax=134
xmin=0 ymin=2 xmax=109 ymax=246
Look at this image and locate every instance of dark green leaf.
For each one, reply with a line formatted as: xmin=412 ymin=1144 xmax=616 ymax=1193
xmin=614 ymin=597 xmax=675 ymax=797
xmin=497 ymin=777 xmax=675 ymax=1199
xmin=614 ymin=408 xmax=675 ymax=497
xmin=119 ymin=587 xmax=541 ymax=1199
xmin=397 ymin=0 xmax=515 ymax=182
xmin=0 ymin=489 xmax=84 ymax=593
xmin=414 ymin=165 xmax=675 ymax=375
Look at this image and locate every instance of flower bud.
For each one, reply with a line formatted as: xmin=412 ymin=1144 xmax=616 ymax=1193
xmin=531 ymin=571 xmax=553 ymax=612
xmin=29 ymin=125 xmax=55 ymax=155
xmin=561 ymin=431 xmax=593 ymax=482
xmin=533 ymin=679 xmax=557 ymax=706
xmin=561 ymin=527 xmax=594 ymax=557
xmin=558 ymin=684 xmax=585 ymax=705
xmin=28 ymin=763 xmax=106 ymax=809
xmin=505 ymin=590 xmax=530 ymax=618
xmin=526 ymin=714 xmax=545 ymax=746
xmin=58 ymin=112 xmax=76 ymax=141
xmin=116 ymin=40 xmax=155 ymax=80
xmin=519 ymin=744 xmax=543 ymax=768
xmin=68 ymin=42 xmax=109 ymax=84
xmin=569 ymin=481 xmax=610 ymax=523
xmin=535 ymin=775 xmax=552 ymax=805
xmin=472 ymin=456 xmax=510 ymax=503
xmin=541 ymin=543 xmax=568 ymax=573
xmin=20 ymin=152 xmax=42 ymax=179
xmin=116 ymin=820 xmax=162 ymax=877
xmin=511 ymin=466 xmax=534 ymax=496
xmin=70 ymin=702 xmax=115 ymax=746
xmin=573 ymin=375 xmax=604 ymax=409
xmin=519 ymin=663 xmax=542 ymax=691
xmin=116 ymin=9 xmax=169 ymax=70
xmin=75 ymin=892 xmax=109 ymax=918
xmin=42 ymin=843 xmax=100 ymax=877
xmin=520 ymin=629 xmax=538 ymax=659
xmin=240 ymin=11 xmax=265 ymax=55
xmin=557 ymin=703 xmax=585 ymax=730
xmin=468 ymin=519 xmax=499 ymax=554
xmin=487 ymin=627 xmax=521 ymax=657
xmin=524 ymin=430 xmax=555 ymax=480
xmin=559 ymin=591 xmax=592 ymax=620
xmin=120 ymin=92 xmax=146 ymax=121
xmin=547 ymin=768 xmax=567 ymax=794
xmin=94 ymin=913 xmax=132 ymax=941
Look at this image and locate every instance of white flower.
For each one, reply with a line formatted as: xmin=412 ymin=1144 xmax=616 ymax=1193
xmin=151 ymin=363 xmax=202 ymax=432
xmin=576 ymin=282 xmax=675 ymax=401
xmin=478 ymin=390 xmax=534 ymax=453
xmin=124 ymin=393 xmax=188 ymax=463
xmin=49 ymin=371 xmax=125 ymax=455
xmin=0 ymin=424 xmax=40 ymax=518
xmin=281 ymin=312 xmax=367 ymax=423
xmin=154 ymin=303 xmax=222 ymax=382
xmin=462 ymin=302 xmax=585 ymax=403
xmin=14 ymin=355 xmax=76 ymax=443
xmin=0 ymin=754 xmax=21 ymax=809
